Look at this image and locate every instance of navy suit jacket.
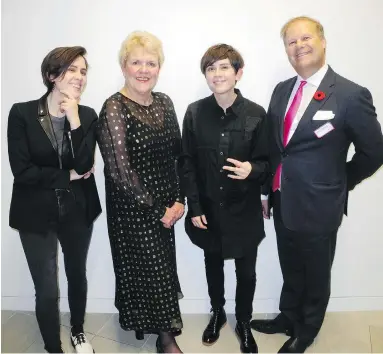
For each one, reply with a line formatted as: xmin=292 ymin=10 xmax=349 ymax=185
xmin=264 ymin=66 xmax=383 ymax=233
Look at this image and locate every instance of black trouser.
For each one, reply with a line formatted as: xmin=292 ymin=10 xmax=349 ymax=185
xmin=204 ymin=249 xmax=257 ymax=322
xmin=273 ymin=191 xmax=337 ymax=340
xmin=19 ymin=206 xmax=92 ymax=353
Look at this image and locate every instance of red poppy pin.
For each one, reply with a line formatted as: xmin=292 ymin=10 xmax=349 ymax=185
xmin=314 ymin=91 xmax=326 ymax=101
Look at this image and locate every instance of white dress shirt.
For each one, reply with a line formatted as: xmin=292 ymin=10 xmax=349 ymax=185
xmin=261 ymin=64 xmax=329 ymax=200
xmin=285 ymin=64 xmax=329 ymax=143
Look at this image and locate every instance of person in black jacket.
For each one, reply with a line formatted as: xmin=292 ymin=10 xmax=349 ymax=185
xmin=7 ymin=46 xmax=101 ymax=354
xmin=180 ymin=44 xmax=268 ymax=353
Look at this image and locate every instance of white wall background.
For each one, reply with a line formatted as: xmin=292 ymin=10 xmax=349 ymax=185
xmin=2 ymin=0 xmax=383 ymax=314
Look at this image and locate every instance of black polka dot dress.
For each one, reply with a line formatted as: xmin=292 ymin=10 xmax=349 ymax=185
xmin=96 ymin=92 xmax=183 ymax=333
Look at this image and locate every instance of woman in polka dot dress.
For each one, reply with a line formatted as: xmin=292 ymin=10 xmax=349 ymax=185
xmin=96 ymin=32 xmax=184 ymax=353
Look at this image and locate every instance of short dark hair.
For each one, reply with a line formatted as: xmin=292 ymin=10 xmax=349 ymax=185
xmin=200 ymin=44 xmax=244 ymax=74
xmin=41 ymin=46 xmax=88 ymax=93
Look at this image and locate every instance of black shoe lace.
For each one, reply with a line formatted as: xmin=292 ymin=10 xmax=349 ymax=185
xmin=207 ymin=308 xmax=221 ymax=332
xmin=73 ymin=332 xmax=86 ymax=346
xmin=239 ymin=322 xmax=252 ymax=343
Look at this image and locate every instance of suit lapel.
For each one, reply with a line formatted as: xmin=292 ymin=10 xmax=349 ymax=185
xmin=37 ymin=95 xmax=58 ymax=152
xmin=287 ymin=66 xmax=336 ymax=146
xmin=274 ymin=78 xmax=297 ymax=150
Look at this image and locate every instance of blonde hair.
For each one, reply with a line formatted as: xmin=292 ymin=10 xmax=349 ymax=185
xmin=280 ymin=16 xmax=325 ymax=41
xmin=118 ymin=31 xmax=164 ymax=68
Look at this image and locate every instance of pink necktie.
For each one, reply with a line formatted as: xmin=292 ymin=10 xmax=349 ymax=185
xmin=272 ymin=80 xmax=307 ymax=192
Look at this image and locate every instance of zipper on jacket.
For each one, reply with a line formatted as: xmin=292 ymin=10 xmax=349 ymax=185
xmin=68 ymin=131 xmax=75 ymax=158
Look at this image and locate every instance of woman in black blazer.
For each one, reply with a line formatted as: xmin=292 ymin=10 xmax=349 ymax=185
xmin=7 ymin=46 xmax=101 ymax=354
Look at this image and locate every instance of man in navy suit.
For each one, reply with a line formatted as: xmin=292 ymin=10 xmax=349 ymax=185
xmin=251 ymin=16 xmax=383 ymax=353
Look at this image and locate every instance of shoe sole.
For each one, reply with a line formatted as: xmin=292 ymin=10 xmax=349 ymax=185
xmin=202 ymin=321 xmax=227 ymax=346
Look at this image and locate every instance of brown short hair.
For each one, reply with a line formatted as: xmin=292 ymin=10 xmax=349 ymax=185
xmin=200 ymin=44 xmax=244 ymax=74
xmin=280 ymin=16 xmax=325 ymax=41
xmin=41 ymin=46 xmax=88 ymax=93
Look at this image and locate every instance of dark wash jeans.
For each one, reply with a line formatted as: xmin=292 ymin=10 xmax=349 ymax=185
xmin=19 ymin=198 xmax=92 ymax=353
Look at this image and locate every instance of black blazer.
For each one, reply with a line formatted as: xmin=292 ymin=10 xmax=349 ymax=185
xmin=264 ymin=66 xmax=383 ymax=234
xmin=7 ymin=94 xmax=102 ymax=233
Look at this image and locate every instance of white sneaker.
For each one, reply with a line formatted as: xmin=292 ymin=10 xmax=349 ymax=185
xmin=70 ymin=332 xmax=94 ymax=353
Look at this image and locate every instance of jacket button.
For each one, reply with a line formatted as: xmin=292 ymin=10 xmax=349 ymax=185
xmin=282 ymin=152 xmax=288 ymax=158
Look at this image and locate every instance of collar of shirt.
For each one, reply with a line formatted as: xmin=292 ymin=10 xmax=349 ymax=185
xmin=297 ymin=63 xmax=329 ymax=88
xmin=208 ymin=88 xmax=244 ymax=117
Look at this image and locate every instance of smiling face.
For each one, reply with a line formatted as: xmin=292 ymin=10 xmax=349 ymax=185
xmin=204 ymin=58 xmax=243 ymax=95
xmin=51 ymin=56 xmax=87 ymax=99
xmin=122 ymin=46 xmax=160 ymax=96
xmin=284 ymin=20 xmax=326 ymax=78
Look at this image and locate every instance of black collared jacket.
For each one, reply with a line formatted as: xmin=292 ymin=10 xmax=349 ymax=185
xmin=7 ymin=94 xmax=101 ymax=233
xmin=180 ymin=89 xmax=269 ymax=258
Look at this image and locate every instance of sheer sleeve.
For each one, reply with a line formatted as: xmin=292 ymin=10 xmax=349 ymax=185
xmin=162 ymin=94 xmax=185 ymax=205
xmin=96 ymin=97 xmax=166 ymax=218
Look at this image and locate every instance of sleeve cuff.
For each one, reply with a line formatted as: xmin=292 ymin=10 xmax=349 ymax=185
xmin=69 ymin=125 xmax=84 ymax=149
xmin=188 ymin=202 xmax=203 ymax=217
xmin=248 ymin=161 xmax=266 ymax=181
xmin=175 ymin=196 xmax=185 ymax=205
xmin=153 ymin=204 xmax=167 ymax=219
xmin=55 ymin=169 xmax=71 ymax=189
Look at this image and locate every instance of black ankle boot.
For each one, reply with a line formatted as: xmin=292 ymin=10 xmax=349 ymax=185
xmin=235 ymin=321 xmax=258 ymax=353
xmin=202 ymin=307 xmax=227 ymax=346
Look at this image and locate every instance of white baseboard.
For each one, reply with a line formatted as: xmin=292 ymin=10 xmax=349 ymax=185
xmin=2 ymin=296 xmax=383 ymax=313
